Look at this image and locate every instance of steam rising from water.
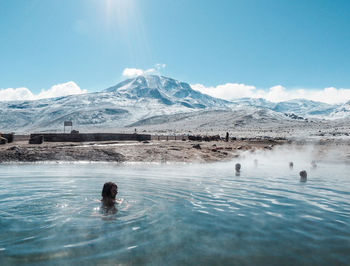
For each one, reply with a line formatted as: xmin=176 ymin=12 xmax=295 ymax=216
xmin=240 ymin=144 xmax=349 ymax=168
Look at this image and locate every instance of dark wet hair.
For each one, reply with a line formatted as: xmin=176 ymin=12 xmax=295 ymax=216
xmin=235 ymin=163 xmax=241 ymax=172
xmin=102 ymin=182 xmax=118 ymax=199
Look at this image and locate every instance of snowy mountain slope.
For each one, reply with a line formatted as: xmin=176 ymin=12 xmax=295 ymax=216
xmin=271 ymin=99 xmax=337 ymax=117
xmin=127 ymin=107 xmax=313 ymax=135
xmin=229 ymin=98 xmax=275 ymax=109
xmin=0 ymin=75 xmax=348 ymax=133
xmin=0 ymin=75 xmax=231 ymax=132
xmin=328 ymin=100 xmax=350 ymax=119
xmin=227 ymin=98 xmax=338 ymax=118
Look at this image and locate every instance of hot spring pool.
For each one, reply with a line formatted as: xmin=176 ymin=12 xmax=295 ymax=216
xmin=0 ymin=150 xmax=349 ymax=265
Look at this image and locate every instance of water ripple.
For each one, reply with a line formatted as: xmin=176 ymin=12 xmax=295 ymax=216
xmin=0 ymin=161 xmax=349 ymax=265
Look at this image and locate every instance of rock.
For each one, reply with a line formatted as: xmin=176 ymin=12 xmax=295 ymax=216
xmin=203 ymin=135 xmax=221 ymax=141
xmin=0 ymin=137 xmax=8 ymax=145
xmin=7 ymin=146 xmax=20 ymax=152
xmin=192 ymin=144 xmax=201 ymax=149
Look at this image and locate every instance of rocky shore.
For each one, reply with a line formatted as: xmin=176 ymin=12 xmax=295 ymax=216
xmin=0 ymin=138 xmax=286 ymax=163
xmin=1 ymin=137 xmax=349 ymax=164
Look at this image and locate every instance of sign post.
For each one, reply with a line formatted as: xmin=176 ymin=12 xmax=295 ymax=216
xmin=64 ymin=121 xmax=73 ymax=133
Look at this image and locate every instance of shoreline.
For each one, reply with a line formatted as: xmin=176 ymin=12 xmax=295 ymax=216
xmin=0 ymin=139 xmax=285 ymax=163
xmin=1 ymin=138 xmax=349 ymax=164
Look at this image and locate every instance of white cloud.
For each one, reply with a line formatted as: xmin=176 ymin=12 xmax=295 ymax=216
xmin=122 ymin=63 xmax=166 ymax=78
xmin=191 ymin=83 xmax=257 ymax=99
xmin=122 ymin=68 xmax=145 ymax=78
xmin=0 ymin=81 xmax=87 ymax=102
xmin=191 ymin=83 xmax=350 ymax=104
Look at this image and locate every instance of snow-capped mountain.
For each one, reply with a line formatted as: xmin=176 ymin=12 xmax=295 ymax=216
xmin=0 ymin=75 xmax=230 ymax=132
xmin=0 ymin=75 xmax=348 ymax=133
xmin=104 ymin=75 xmax=230 ymax=109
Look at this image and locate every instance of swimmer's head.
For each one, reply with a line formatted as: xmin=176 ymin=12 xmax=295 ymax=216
xmin=289 ymin=162 xmax=294 ymax=169
xmin=102 ymin=182 xmax=118 ymax=204
xmin=235 ymin=163 xmax=241 ymax=172
xmin=299 ymin=170 xmax=307 ymax=182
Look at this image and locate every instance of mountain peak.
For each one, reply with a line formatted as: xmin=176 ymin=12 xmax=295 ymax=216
xmin=104 ymin=75 xmax=228 ymax=109
xmin=105 ymin=75 xmax=180 ymax=93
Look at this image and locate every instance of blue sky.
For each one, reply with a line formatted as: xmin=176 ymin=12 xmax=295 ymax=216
xmin=1 ymin=0 xmax=350 ymax=102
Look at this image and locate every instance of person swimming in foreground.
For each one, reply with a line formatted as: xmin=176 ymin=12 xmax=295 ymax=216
xmin=101 ymin=182 xmax=119 ymax=207
xmin=97 ymin=182 xmax=127 ymax=217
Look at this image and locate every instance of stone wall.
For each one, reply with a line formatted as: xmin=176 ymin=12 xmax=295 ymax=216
xmin=30 ymin=133 xmax=151 ymax=142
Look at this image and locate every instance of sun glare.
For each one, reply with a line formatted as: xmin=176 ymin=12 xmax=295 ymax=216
xmin=104 ymin=0 xmax=136 ymax=30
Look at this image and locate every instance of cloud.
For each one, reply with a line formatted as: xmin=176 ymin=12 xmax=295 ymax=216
xmin=0 ymin=81 xmax=87 ymax=102
xmin=122 ymin=63 xmax=166 ymax=78
xmin=191 ymin=83 xmax=257 ymax=99
xmin=191 ymin=83 xmax=350 ymax=104
xmin=122 ymin=68 xmax=145 ymax=78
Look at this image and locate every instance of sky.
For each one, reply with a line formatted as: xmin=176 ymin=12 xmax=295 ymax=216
xmin=1 ymin=0 xmax=350 ymax=103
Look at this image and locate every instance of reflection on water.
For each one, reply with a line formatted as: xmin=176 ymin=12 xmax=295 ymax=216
xmin=0 ymin=150 xmax=350 ymax=265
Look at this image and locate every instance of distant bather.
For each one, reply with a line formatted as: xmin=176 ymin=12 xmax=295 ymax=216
xmin=299 ymin=170 xmax=307 ymax=182
xmin=235 ymin=163 xmax=241 ymax=173
xmin=289 ymin=162 xmax=294 ymax=169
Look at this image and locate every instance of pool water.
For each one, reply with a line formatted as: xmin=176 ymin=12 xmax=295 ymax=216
xmin=0 ymin=151 xmax=350 ymax=265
